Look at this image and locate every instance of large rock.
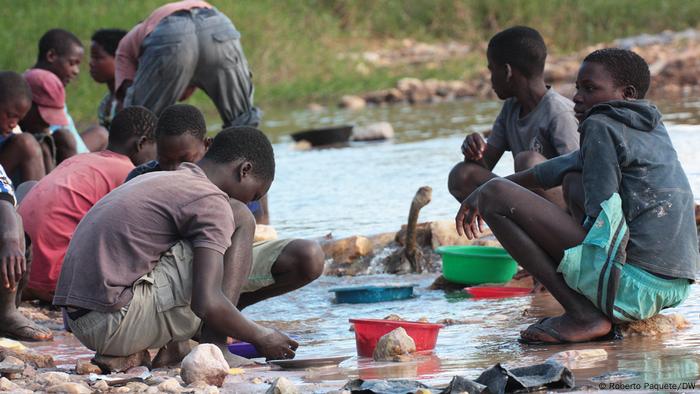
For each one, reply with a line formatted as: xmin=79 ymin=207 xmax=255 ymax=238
xmin=180 ymin=344 xmax=229 ymax=387
xmin=373 ymin=327 xmax=416 ymax=361
xmin=352 ymin=122 xmax=395 ymax=141
xmin=429 ymin=220 xmax=481 ymax=249
xmin=0 ymin=355 xmax=24 ymax=374
xmin=265 ymin=377 xmax=298 ymax=394
xmin=339 ymin=95 xmax=366 ymax=110
xmin=0 ymin=347 xmax=54 ymax=368
xmin=46 ymin=382 xmax=91 ymax=394
xmin=321 ymin=235 xmax=373 ymax=264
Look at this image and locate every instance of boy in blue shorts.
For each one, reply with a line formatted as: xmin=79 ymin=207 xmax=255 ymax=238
xmin=455 ymin=48 xmax=698 ymax=344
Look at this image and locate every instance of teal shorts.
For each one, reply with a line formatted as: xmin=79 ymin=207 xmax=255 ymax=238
xmin=558 ymin=194 xmax=690 ymax=323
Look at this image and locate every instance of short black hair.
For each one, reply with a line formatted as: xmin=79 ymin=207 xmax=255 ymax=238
xmin=0 ymin=71 xmax=32 ymax=106
xmin=37 ymin=29 xmax=84 ymax=62
xmin=156 ymin=104 xmax=207 ymax=140
xmin=108 ymin=106 xmax=157 ymax=145
xmin=204 ymin=127 xmax=275 ymax=181
xmin=487 ymin=26 xmax=547 ymax=78
xmin=91 ymin=29 xmax=127 ymax=57
xmin=583 ymin=48 xmax=651 ymax=99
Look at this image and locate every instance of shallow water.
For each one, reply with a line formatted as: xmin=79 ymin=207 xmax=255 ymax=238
xmin=260 ymin=98 xmax=700 ymax=239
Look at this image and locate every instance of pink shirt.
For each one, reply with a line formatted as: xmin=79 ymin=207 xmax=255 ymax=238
xmin=18 ymin=151 xmax=134 ymax=293
xmin=115 ymin=0 xmax=212 ymax=93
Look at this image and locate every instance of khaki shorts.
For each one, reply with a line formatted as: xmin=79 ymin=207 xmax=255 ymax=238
xmin=68 ymin=239 xmax=292 ymax=356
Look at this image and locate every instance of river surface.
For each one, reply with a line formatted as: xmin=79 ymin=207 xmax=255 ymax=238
xmin=259 ymin=98 xmax=700 ymax=239
xmin=25 ymin=98 xmax=700 ymax=392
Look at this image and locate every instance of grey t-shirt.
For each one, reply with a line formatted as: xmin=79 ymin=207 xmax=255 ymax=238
xmin=488 ymin=88 xmax=579 ymax=160
xmin=54 ymin=162 xmax=235 ymax=312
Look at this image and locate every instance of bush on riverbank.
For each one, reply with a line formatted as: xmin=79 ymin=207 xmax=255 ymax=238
xmin=1 ymin=0 xmax=699 ymax=125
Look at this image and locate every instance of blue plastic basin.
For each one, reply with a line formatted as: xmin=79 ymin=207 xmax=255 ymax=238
xmin=330 ymin=285 xmax=415 ymax=304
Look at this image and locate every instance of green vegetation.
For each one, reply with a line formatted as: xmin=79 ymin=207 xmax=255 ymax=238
xmin=2 ymin=0 xmax=699 ymax=125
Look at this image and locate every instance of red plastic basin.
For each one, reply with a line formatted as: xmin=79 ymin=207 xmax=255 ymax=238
xmin=349 ymin=318 xmax=443 ymax=357
xmin=464 ymin=286 xmax=531 ymax=299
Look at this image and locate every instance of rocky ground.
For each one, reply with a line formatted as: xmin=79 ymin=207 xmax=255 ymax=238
xmin=334 ymin=29 xmax=700 ymax=110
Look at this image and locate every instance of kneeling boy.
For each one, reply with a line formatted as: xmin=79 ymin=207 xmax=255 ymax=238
xmin=55 ymin=127 xmax=298 ymax=369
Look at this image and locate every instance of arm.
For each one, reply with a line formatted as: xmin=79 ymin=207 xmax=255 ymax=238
xmin=460 ymin=132 xmax=505 ymax=170
xmin=580 ymin=120 xmax=623 ymax=221
xmin=0 ymin=201 xmax=24 ymax=290
xmin=190 ymin=247 xmax=298 ymax=360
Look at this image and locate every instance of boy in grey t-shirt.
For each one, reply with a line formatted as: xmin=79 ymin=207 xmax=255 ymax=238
xmin=448 ymin=26 xmax=579 ymax=209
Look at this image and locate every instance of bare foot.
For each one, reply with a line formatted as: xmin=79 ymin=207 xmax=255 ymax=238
xmin=0 ymin=310 xmax=53 ymax=341
xmin=152 ymin=341 xmax=192 ymax=368
xmin=92 ymin=350 xmax=152 ymax=373
xmin=520 ymin=313 xmax=612 ymax=344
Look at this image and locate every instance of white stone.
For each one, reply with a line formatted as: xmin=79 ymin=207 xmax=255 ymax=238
xmin=372 ymin=327 xmax=416 ymax=361
xmin=38 ymin=371 xmax=71 ymax=386
xmin=352 ymin=122 xmax=394 ymax=141
xmin=157 ymin=378 xmax=183 ymax=393
xmin=180 ymin=344 xmax=229 ymax=387
xmin=46 ymin=382 xmax=92 ymax=394
xmin=265 ymin=377 xmax=298 ymax=394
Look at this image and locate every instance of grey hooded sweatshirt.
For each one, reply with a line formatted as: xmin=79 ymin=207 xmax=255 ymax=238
xmin=534 ymin=100 xmax=699 ymax=280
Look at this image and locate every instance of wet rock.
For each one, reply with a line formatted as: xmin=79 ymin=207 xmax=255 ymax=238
xmin=367 ymin=232 xmax=396 ymax=250
xmin=0 ymin=347 xmax=54 ymax=368
xmin=373 ymin=327 xmax=416 ymax=361
xmin=440 ymin=376 xmax=487 ymax=394
xmin=322 ymin=235 xmax=373 ymax=264
xmin=254 ymin=224 xmax=278 ymax=243
xmin=180 ymin=344 xmax=229 ymax=387
xmin=621 ymin=313 xmax=690 ymax=336
xmin=92 ymin=350 xmax=151 ymax=373
xmin=126 ymin=382 xmax=150 ymax=392
xmin=75 ymin=359 xmax=101 ymax=375
xmin=46 ymin=382 xmax=92 ymax=394
xmin=352 ymin=122 xmax=394 ymax=141
xmin=265 ymin=377 xmax=298 ymax=394
xmin=339 ymin=95 xmax=366 ymax=110
xmin=187 ymin=380 xmax=220 ymax=394
xmin=92 ymin=380 xmax=110 ymax=391
xmin=38 ymin=371 xmax=71 ymax=386
xmin=157 ymin=378 xmax=183 ymax=393
xmin=0 ymin=355 xmax=24 ymax=374
xmin=396 ymin=222 xmax=431 ymax=248
xmin=0 ymin=377 xmax=19 ymax=391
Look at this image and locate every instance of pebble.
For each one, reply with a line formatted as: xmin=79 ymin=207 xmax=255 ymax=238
xmin=22 ymin=365 xmax=36 ymax=378
xmin=75 ymin=359 xmax=102 ymax=375
xmin=46 ymin=382 xmax=92 ymax=394
xmin=157 ymin=377 xmax=184 ymax=393
xmin=0 ymin=376 xmax=19 ymax=390
xmin=126 ymin=381 xmax=150 ymax=392
xmin=265 ymin=376 xmax=299 ymax=394
xmin=187 ymin=380 xmax=220 ymax=394
xmin=38 ymin=371 xmax=71 ymax=386
xmin=92 ymin=380 xmax=109 ymax=391
xmin=0 ymin=355 xmax=25 ymax=374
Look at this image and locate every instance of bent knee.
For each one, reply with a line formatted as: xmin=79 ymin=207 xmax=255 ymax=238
xmin=286 ymin=239 xmax=325 ymax=282
xmin=448 ymin=161 xmax=488 ymax=202
xmin=10 ymin=133 xmax=42 ymax=158
xmin=513 ymin=151 xmax=546 ymax=172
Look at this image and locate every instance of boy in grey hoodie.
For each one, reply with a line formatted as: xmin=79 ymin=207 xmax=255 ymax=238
xmin=455 ymin=48 xmax=699 ymax=344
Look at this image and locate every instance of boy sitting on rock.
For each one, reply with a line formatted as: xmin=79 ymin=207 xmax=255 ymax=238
xmin=456 ymin=48 xmax=698 ymax=344
xmin=125 ymin=104 xmax=324 ymax=315
xmin=448 ymin=26 xmax=579 ymax=211
xmin=55 ymin=127 xmax=300 ymax=371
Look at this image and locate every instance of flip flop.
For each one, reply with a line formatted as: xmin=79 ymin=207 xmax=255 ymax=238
xmin=518 ymin=317 xmax=620 ymax=346
xmin=0 ymin=319 xmax=53 ymax=342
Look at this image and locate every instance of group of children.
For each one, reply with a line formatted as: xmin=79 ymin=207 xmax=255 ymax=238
xmin=0 ymin=9 xmax=698 ymax=372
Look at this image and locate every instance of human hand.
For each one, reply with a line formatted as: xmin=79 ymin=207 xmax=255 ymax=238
xmin=252 ymin=326 xmax=299 ymax=361
xmin=455 ymin=191 xmax=483 ymax=239
xmin=0 ymin=237 xmax=25 ymax=290
xmin=461 ymin=133 xmax=487 ymax=161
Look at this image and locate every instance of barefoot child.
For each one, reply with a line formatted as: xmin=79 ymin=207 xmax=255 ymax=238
xmin=55 ymin=127 xmax=298 ymax=370
xmin=0 ymin=165 xmax=53 ymax=341
xmin=19 ymin=106 xmax=157 ymax=302
xmin=126 ymin=104 xmax=324 ymax=315
xmin=448 ymin=26 xmax=579 ymax=210
xmin=456 ymin=48 xmax=699 ymax=344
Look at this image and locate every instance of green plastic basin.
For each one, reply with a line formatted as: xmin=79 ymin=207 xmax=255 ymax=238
xmin=435 ymin=245 xmax=518 ymax=285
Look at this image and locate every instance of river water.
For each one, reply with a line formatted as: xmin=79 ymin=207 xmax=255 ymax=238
xmin=26 ymin=98 xmax=700 ymax=392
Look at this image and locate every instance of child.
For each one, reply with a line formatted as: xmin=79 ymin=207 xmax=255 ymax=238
xmin=89 ymin=29 xmax=127 ymax=131
xmin=456 ymin=48 xmax=699 ymax=344
xmin=20 ymin=69 xmax=71 ymax=174
xmin=126 ymin=104 xmax=324 ymax=314
xmin=19 ymin=106 xmax=157 ymax=302
xmin=0 ymin=164 xmax=53 ymax=341
xmin=55 ymin=127 xmax=298 ymax=371
xmin=448 ymin=26 xmax=579 ymax=210
xmin=0 ymin=71 xmax=46 ymax=184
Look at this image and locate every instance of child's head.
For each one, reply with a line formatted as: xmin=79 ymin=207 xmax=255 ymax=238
xmin=0 ymin=71 xmax=32 ymax=136
xmin=109 ymin=106 xmax=157 ymax=165
xmin=486 ymin=26 xmax=547 ymax=99
xmin=155 ymin=104 xmax=210 ymax=171
xmin=203 ymin=126 xmax=275 ymax=203
xmin=90 ymin=29 xmax=126 ymax=85
xmin=573 ymin=48 xmax=650 ymax=121
xmin=36 ymin=29 xmax=84 ymax=86
xmin=20 ymin=69 xmax=68 ymax=133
